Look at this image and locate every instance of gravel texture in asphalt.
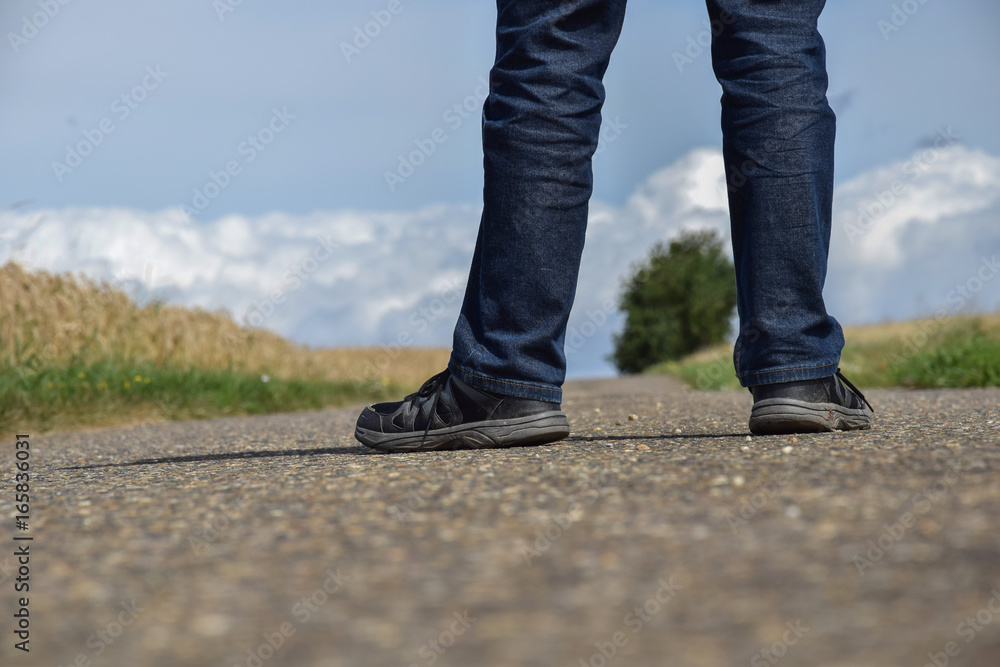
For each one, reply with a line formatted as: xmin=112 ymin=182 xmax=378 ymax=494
xmin=2 ymin=375 xmax=999 ymax=666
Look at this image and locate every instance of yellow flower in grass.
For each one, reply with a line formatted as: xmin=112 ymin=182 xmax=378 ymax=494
xmin=124 ymin=380 xmax=131 ymax=389
xmin=78 ymin=371 xmax=86 ymax=379
xmin=144 ymin=377 xmax=151 ymax=384
xmin=134 ymin=374 xmax=143 ymax=382
xmin=97 ymin=381 xmax=108 ymax=390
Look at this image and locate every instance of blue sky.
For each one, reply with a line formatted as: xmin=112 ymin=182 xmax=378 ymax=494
xmin=2 ymin=0 xmax=999 ymax=379
xmin=3 ymin=0 xmax=998 ymax=215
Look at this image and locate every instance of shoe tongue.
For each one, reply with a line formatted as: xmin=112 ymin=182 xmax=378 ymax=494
xmin=447 ymin=374 xmax=482 ymax=403
xmin=447 ymin=374 xmax=505 ymax=421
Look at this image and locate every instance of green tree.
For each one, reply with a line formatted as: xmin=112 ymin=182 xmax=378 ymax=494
xmin=611 ymin=229 xmax=737 ymax=374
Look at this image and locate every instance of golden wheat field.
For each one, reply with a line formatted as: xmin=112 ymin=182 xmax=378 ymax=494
xmin=6 ymin=260 xmax=997 ymax=394
xmin=0 ymin=262 xmax=450 ymax=387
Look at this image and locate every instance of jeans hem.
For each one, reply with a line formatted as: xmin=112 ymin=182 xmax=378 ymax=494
xmin=448 ymin=361 xmax=563 ymax=403
xmin=738 ymin=360 xmax=840 ymax=388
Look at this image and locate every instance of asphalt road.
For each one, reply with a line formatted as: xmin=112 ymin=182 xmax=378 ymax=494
xmin=2 ymin=375 xmax=999 ymax=667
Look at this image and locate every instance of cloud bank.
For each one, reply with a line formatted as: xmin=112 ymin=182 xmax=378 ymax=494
xmin=3 ymin=144 xmax=998 ymax=378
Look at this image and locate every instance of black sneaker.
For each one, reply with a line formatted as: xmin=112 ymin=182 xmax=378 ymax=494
xmin=355 ymin=369 xmax=570 ymax=453
xmin=748 ymin=369 xmax=874 ymax=435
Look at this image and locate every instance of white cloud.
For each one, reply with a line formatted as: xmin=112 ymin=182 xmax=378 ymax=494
xmin=828 ymin=145 xmax=1000 ymax=323
xmin=3 ymin=145 xmax=999 ymax=379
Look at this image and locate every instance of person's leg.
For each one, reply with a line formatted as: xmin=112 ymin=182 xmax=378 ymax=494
xmin=449 ymin=0 xmax=629 ymax=404
xmin=708 ymin=0 xmax=873 ymax=433
xmin=708 ymin=0 xmax=844 ymax=386
xmin=355 ymin=0 xmax=627 ymax=452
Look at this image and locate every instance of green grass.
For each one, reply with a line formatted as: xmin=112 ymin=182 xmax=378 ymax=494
xmin=652 ymin=350 xmax=740 ymax=391
xmin=0 ymin=361 xmax=400 ymax=435
xmin=650 ymin=314 xmax=1000 ymax=391
xmin=891 ymin=337 xmax=1000 ymax=388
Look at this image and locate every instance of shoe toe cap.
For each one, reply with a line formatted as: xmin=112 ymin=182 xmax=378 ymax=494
xmin=356 ymin=405 xmax=384 ymax=433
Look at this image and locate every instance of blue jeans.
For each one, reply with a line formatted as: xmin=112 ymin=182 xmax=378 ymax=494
xmin=449 ymin=0 xmax=845 ymax=402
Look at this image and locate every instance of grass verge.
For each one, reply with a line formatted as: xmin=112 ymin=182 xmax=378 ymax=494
xmin=651 ymin=313 xmax=1000 ymax=391
xmin=0 ymin=362 xmax=402 ymax=435
xmin=1 ymin=261 xmax=447 ymax=435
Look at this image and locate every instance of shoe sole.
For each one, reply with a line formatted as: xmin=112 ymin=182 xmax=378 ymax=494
xmin=749 ymin=398 xmax=873 ymax=435
xmin=355 ymin=411 xmax=571 ymax=453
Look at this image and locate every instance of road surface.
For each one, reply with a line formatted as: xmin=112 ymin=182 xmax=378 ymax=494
xmin=3 ymin=375 xmax=999 ymax=666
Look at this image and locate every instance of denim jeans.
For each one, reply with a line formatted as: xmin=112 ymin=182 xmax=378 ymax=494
xmin=449 ymin=0 xmax=845 ymax=402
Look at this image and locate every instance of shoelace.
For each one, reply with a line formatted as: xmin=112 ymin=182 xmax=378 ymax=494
xmin=406 ymin=369 xmax=451 ymax=446
xmin=836 ymin=369 xmax=874 ymax=413
xmin=408 ymin=369 xmax=450 ymax=401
